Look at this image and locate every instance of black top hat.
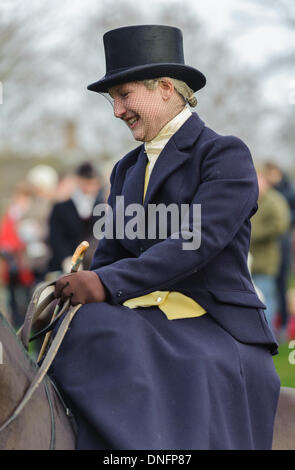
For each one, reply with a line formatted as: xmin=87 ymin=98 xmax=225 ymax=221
xmin=87 ymin=25 xmax=206 ymax=93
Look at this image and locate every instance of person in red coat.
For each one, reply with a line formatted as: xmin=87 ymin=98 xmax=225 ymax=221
xmin=50 ymin=25 xmax=280 ymax=450
xmin=0 ymin=183 xmax=35 ymax=327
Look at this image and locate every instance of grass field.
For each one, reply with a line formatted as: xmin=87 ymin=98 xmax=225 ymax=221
xmin=273 ymin=341 xmax=295 ymax=388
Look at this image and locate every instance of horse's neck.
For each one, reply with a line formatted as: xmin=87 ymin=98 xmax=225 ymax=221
xmin=0 ymin=313 xmax=37 ymax=422
xmin=0 ymin=312 xmax=76 ymax=450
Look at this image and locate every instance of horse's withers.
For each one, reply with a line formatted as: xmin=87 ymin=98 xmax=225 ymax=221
xmin=0 ymin=311 xmax=76 ymax=450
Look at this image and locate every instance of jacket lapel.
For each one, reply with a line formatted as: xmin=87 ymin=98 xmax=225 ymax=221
xmin=120 ymin=112 xmax=205 ymax=208
xmin=143 ymin=113 xmax=205 ymax=207
xmin=121 ymin=145 xmax=147 ymax=207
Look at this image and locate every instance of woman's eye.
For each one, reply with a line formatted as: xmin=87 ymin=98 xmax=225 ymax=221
xmin=121 ymin=92 xmax=129 ymax=98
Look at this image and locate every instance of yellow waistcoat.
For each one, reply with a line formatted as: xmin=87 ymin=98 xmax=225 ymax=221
xmin=123 ymin=107 xmax=207 ymax=320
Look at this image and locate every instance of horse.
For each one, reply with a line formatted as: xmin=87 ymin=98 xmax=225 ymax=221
xmin=0 ymin=281 xmax=78 ymax=450
xmin=0 ymin=288 xmax=295 ymax=449
xmin=272 ymin=386 xmax=295 ymax=449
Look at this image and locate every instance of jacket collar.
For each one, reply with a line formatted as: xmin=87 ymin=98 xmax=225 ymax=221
xmin=121 ymin=112 xmax=205 ymax=207
xmin=143 ymin=112 xmax=205 ymax=205
xmin=144 ymin=106 xmax=192 ymax=162
xmin=173 ymin=111 xmax=205 ymax=150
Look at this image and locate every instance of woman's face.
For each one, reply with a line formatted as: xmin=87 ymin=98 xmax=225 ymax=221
xmin=109 ymin=81 xmax=172 ymax=142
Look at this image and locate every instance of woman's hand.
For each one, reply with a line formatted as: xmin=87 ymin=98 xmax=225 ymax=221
xmin=55 ymin=271 xmax=106 ymax=306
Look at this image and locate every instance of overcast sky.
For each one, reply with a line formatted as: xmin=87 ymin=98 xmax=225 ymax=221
xmin=1 ymin=0 xmax=294 ymax=166
xmin=2 ymin=0 xmax=290 ymax=64
xmin=186 ymin=0 xmax=293 ymax=107
xmin=53 ymin=0 xmax=294 ymax=103
xmin=2 ymin=0 xmax=292 ymax=96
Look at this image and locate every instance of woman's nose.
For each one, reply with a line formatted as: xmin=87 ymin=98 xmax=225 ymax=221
xmin=113 ymin=98 xmax=126 ymax=118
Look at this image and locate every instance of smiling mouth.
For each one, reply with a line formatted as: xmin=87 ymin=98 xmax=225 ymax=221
xmin=125 ymin=116 xmax=139 ymax=129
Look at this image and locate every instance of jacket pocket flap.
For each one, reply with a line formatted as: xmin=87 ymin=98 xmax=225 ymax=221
xmin=209 ymin=289 xmax=266 ymax=308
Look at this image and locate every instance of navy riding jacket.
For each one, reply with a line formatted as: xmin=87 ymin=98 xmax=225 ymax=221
xmin=91 ymin=112 xmax=277 ymax=353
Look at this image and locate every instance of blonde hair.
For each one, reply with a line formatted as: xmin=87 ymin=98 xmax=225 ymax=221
xmin=140 ymin=77 xmax=198 ymax=107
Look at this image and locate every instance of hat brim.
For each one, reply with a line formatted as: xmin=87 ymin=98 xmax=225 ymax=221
xmin=87 ymin=63 xmax=206 ymax=93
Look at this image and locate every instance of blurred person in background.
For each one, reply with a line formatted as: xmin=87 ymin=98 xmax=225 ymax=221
xmin=54 ymin=171 xmax=78 ymax=203
xmin=263 ymin=161 xmax=295 ymax=340
xmin=47 ymin=161 xmax=102 ymax=275
xmin=250 ymin=165 xmax=291 ymax=337
xmin=263 ymin=162 xmax=295 ymax=334
xmin=22 ymin=164 xmax=59 ymax=283
xmin=0 ymin=182 xmax=35 ymax=328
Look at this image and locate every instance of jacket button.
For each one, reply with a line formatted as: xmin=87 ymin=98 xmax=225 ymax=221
xmin=116 ymin=290 xmax=123 ymax=297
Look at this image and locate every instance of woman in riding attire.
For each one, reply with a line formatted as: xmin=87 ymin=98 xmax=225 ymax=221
xmin=50 ymin=25 xmax=280 ymax=450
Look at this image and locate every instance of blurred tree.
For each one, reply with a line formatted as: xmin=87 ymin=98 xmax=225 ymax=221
xmin=73 ymin=0 xmax=268 ymax=161
xmin=0 ymin=0 xmax=270 ymax=168
xmin=256 ymin=0 xmax=295 ymax=168
xmin=243 ymin=0 xmax=295 ymax=71
xmin=229 ymin=0 xmax=295 ymax=169
xmin=0 ymin=1 xmax=68 ymax=155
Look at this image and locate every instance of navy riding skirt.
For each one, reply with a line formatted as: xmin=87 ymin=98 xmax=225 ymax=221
xmin=50 ymin=301 xmax=280 ymax=450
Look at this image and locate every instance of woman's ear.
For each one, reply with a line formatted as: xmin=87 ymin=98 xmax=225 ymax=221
xmin=158 ymin=79 xmax=174 ymax=101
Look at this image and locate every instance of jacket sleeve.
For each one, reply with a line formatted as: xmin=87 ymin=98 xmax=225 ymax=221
xmin=94 ymin=136 xmax=258 ymax=304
